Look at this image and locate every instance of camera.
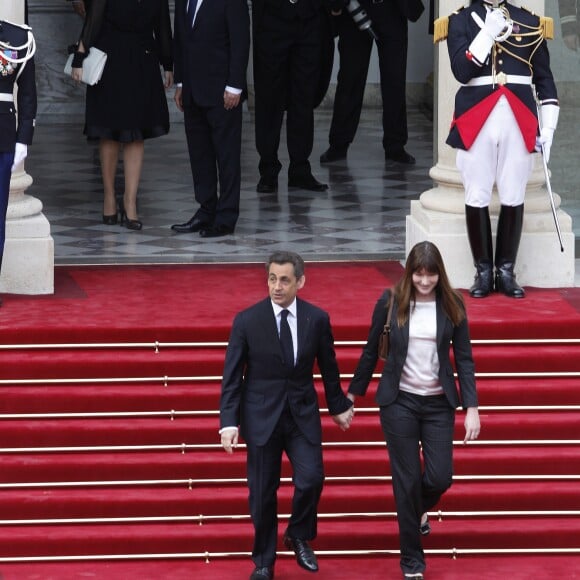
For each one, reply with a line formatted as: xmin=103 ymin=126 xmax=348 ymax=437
xmin=345 ymin=0 xmax=377 ymax=40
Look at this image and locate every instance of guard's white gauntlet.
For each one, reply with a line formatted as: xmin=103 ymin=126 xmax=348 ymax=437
xmin=535 ymin=104 xmax=559 ymax=163
xmin=11 ymin=143 xmax=28 ymax=172
xmin=468 ymin=9 xmax=509 ymax=65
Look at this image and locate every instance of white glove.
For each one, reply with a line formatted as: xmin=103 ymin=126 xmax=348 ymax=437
xmin=483 ymin=8 xmax=509 ymax=40
xmin=469 ymin=9 xmax=509 ymax=64
xmin=11 ymin=143 xmax=28 ymax=172
xmin=535 ymin=104 xmax=559 ymax=163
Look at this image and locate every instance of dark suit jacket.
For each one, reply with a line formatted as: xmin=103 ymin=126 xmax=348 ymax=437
xmin=173 ymin=0 xmax=250 ymax=107
xmin=0 ymin=21 xmax=36 ymax=152
xmin=349 ymin=290 xmax=478 ymax=410
xmin=220 ymin=297 xmax=352 ymax=447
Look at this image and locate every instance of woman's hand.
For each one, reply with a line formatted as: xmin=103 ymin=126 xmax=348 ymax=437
xmin=71 ymin=67 xmax=83 ymax=83
xmin=464 ymin=407 xmax=480 ymax=443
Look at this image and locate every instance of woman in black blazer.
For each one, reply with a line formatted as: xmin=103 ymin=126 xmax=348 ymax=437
xmin=348 ymin=241 xmax=480 ymax=580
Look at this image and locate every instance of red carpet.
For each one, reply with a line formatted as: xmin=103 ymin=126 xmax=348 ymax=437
xmin=0 ymin=263 xmax=579 ymax=578
xmin=2 ymin=262 xmax=580 ymax=343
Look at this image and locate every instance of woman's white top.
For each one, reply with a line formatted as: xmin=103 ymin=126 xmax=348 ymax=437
xmin=399 ymin=300 xmax=444 ymax=397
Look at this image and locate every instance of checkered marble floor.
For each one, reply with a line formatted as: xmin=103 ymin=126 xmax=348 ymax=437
xmin=26 ymin=107 xmax=579 ymax=266
xmin=26 ymin=108 xmax=434 ymax=265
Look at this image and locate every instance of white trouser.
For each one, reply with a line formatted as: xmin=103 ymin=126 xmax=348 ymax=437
xmin=456 ymin=95 xmax=533 ymax=208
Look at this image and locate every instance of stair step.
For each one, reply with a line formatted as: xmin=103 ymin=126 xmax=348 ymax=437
xmin=0 ymin=481 xmax=577 ymax=520
xmin=0 ymin=516 xmax=578 ymax=558
xmin=1 ymin=445 xmax=579 ymax=483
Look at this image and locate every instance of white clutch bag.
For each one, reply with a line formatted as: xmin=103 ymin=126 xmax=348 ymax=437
xmin=64 ymin=47 xmax=108 ymax=86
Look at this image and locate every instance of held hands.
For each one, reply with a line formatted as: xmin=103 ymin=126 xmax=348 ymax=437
xmin=220 ymin=427 xmax=239 ymax=454
xmin=332 ymin=403 xmax=355 ymax=431
xmin=463 ymin=407 xmax=481 ymax=443
xmin=11 ymin=143 xmax=28 ymax=172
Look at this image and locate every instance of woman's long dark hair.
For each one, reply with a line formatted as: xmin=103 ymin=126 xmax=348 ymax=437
xmin=394 ymin=241 xmax=465 ymax=327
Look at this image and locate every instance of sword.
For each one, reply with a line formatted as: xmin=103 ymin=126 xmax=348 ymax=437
xmin=533 ymin=86 xmax=564 ymax=252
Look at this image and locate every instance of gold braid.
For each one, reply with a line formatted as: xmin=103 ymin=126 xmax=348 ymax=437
xmin=492 ymin=7 xmax=546 ymax=72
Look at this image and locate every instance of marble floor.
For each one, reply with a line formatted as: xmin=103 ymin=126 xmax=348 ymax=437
xmin=24 ymin=107 xmax=579 ymax=273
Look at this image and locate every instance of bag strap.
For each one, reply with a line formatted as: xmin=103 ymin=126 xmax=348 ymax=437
xmin=383 ymin=289 xmax=394 ymax=334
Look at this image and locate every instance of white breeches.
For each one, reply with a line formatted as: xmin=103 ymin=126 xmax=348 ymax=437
xmin=456 ymin=95 xmax=533 ymax=208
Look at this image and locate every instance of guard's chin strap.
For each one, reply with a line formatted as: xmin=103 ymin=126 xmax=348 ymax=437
xmin=481 ymin=0 xmax=507 ymax=6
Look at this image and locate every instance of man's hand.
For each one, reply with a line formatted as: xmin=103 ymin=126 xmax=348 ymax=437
xmin=224 ymin=90 xmax=241 ymax=110
xmin=174 ymin=86 xmax=184 ymax=112
xmin=332 ymin=405 xmax=354 ymax=431
xmin=164 ymin=71 xmax=174 ymax=90
xmin=220 ymin=427 xmax=239 ymax=454
xmin=463 ymin=407 xmax=480 ymax=443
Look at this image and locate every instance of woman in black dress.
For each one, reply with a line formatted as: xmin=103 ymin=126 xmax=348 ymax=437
xmin=71 ymin=0 xmax=173 ymax=230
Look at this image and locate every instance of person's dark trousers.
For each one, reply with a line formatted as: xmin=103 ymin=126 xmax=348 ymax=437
xmin=253 ymin=10 xmax=321 ymax=179
xmin=246 ymin=405 xmax=324 ymax=568
xmin=0 ymin=152 xmax=15 ymax=270
xmin=183 ymin=100 xmax=241 ymax=230
xmin=379 ymin=392 xmax=455 ymax=575
xmin=327 ymin=13 xmax=373 ymax=150
xmin=374 ymin=7 xmax=409 ymax=152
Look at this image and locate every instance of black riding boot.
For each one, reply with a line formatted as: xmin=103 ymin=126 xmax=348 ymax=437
xmin=465 ymin=205 xmax=494 ymax=298
xmin=495 ymin=204 xmax=525 ymax=298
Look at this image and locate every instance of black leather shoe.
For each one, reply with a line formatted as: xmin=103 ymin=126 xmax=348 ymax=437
xmin=171 ymin=216 xmax=209 ymax=233
xmin=288 ymin=174 xmax=328 ymax=192
xmin=250 ymin=566 xmax=274 ymax=580
xmin=320 ymin=146 xmax=347 ymax=164
xmin=385 ymin=148 xmax=416 ymax=165
xmin=199 ymin=224 xmax=234 ymax=238
xmin=257 ymin=176 xmax=278 ymax=194
xmin=495 ymin=266 xmax=525 ymax=298
xmin=283 ymin=533 xmax=318 ymax=572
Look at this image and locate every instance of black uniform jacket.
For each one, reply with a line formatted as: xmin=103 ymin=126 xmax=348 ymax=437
xmin=445 ymin=0 xmax=558 ymax=152
xmin=220 ymin=297 xmax=352 ymax=447
xmin=0 ymin=21 xmax=36 ymax=153
xmin=349 ymin=290 xmax=478 ymax=410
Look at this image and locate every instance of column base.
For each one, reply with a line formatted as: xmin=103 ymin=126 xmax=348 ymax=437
xmin=1 ymin=212 xmax=55 ymax=295
xmin=406 ymin=193 xmax=576 ymax=289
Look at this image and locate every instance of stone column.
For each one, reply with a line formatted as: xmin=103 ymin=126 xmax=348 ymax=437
xmin=1 ymin=0 xmax=54 ymax=295
xmin=406 ymin=0 xmax=575 ymax=288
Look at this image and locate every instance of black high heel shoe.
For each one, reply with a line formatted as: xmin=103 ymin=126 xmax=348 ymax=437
xmin=102 ymin=213 xmax=118 ymax=225
xmin=119 ymin=202 xmax=142 ymax=231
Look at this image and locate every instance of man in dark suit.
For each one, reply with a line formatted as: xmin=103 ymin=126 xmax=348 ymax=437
xmin=0 ymin=20 xmax=36 ymax=307
xmin=252 ymin=0 xmax=330 ymax=193
xmin=320 ymin=0 xmax=422 ymax=165
xmin=220 ymin=251 xmax=354 ymax=580
xmin=172 ymin=0 xmax=250 ymax=238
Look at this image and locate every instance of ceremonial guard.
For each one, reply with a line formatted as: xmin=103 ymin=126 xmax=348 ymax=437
xmin=0 ymin=20 xmax=37 ymax=305
xmin=435 ymin=0 xmax=558 ymax=298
